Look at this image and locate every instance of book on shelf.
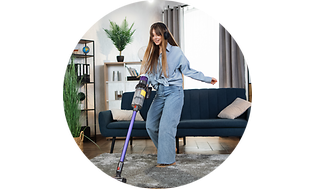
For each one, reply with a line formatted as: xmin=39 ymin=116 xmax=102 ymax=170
xmin=125 ymin=65 xmax=140 ymax=81
xmin=75 ymin=63 xmax=90 ymax=83
xmin=125 ymin=65 xmax=139 ymax=77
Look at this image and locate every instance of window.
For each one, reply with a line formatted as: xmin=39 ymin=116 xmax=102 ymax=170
xmin=183 ymin=6 xmax=219 ymax=89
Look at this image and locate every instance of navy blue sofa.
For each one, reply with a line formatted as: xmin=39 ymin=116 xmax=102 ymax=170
xmin=99 ymin=88 xmax=250 ymax=153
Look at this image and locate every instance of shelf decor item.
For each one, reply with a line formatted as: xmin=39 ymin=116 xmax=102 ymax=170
xmin=78 ymin=92 xmax=85 ymax=109
xmin=115 ymin=90 xmax=123 ymax=100
xmin=82 ymin=46 xmax=90 ymax=54
xmin=73 ymin=49 xmax=79 ymax=54
xmin=103 ymin=17 xmax=136 ymax=62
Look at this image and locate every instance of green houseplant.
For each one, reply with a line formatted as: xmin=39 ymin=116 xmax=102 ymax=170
xmin=63 ymin=57 xmax=99 ymax=150
xmin=104 ymin=17 xmax=136 ymax=62
xmin=64 ymin=57 xmax=81 ymax=139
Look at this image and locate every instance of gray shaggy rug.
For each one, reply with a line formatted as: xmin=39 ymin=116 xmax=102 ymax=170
xmin=90 ymin=153 xmax=229 ymax=188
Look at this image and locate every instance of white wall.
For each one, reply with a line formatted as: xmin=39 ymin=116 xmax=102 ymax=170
xmin=183 ymin=6 xmax=219 ymax=89
xmin=80 ymin=1 xmax=169 ymax=134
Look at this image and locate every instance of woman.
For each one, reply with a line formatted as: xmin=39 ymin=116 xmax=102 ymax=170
xmin=141 ymin=22 xmax=217 ymax=167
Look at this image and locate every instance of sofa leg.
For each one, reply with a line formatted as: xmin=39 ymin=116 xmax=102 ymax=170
xmin=110 ymin=137 xmax=116 ymax=153
xmin=183 ymin=137 xmax=186 ymax=146
xmin=176 ymin=137 xmax=179 ymax=154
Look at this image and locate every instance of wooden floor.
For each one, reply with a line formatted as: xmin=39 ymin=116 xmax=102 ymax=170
xmin=82 ymin=135 xmax=240 ymax=160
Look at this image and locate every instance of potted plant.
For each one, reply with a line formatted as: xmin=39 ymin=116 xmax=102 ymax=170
xmin=63 ymin=57 xmax=99 ymax=150
xmin=104 ymin=17 xmax=136 ymax=62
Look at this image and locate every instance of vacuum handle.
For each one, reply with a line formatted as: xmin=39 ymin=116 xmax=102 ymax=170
xmin=145 ymin=87 xmax=152 ymax=99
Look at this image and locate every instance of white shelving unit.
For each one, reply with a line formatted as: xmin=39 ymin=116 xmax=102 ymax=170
xmin=104 ymin=62 xmax=141 ymax=110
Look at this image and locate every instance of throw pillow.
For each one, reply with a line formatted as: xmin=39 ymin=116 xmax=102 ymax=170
xmin=218 ymin=98 xmax=251 ymax=119
xmin=111 ymin=109 xmax=144 ymax=121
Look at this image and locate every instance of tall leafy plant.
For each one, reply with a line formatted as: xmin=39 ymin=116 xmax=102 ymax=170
xmin=104 ymin=17 xmax=136 ymax=56
xmin=63 ymin=57 xmax=81 ymax=138
xmin=63 ymin=57 xmax=100 ymax=149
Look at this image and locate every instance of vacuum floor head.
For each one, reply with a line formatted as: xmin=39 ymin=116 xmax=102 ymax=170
xmin=114 ymin=177 xmax=127 ymax=183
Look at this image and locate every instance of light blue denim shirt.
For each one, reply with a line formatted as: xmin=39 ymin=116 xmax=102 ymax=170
xmin=146 ymin=43 xmax=212 ymax=89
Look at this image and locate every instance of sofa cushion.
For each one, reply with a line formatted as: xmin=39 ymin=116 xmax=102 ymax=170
xmin=111 ymin=109 xmax=144 ymax=121
xmin=218 ymin=98 xmax=251 ymax=119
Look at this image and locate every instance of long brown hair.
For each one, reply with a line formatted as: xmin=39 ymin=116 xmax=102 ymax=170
xmin=141 ymin=22 xmax=178 ymax=77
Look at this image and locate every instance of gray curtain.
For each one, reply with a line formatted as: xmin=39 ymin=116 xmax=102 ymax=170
xmin=162 ymin=6 xmax=184 ymax=47
xmin=219 ymin=24 xmax=245 ymax=88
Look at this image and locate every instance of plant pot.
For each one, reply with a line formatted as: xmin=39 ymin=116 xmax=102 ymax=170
xmin=74 ymin=131 xmax=84 ymax=151
xmin=117 ymin=56 xmax=124 ymax=62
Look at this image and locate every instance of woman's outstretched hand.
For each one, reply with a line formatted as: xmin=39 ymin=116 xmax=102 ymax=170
xmin=210 ymin=78 xmax=217 ymax=85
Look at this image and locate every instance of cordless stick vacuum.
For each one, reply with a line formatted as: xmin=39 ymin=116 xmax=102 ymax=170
xmin=114 ymin=76 xmax=151 ymax=183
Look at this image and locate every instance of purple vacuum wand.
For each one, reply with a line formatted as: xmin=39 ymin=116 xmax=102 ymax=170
xmin=115 ymin=76 xmax=151 ymax=183
xmin=120 ymin=111 xmax=137 ymax=162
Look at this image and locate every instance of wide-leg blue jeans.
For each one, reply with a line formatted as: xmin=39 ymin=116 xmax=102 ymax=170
xmin=146 ymin=85 xmax=184 ymax=164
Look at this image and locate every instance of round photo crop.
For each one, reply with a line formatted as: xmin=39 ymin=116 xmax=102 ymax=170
xmin=63 ymin=1 xmax=252 ymax=188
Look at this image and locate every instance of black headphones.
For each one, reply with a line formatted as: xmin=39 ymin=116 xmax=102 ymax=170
xmin=155 ymin=22 xmax=170 ymax=40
